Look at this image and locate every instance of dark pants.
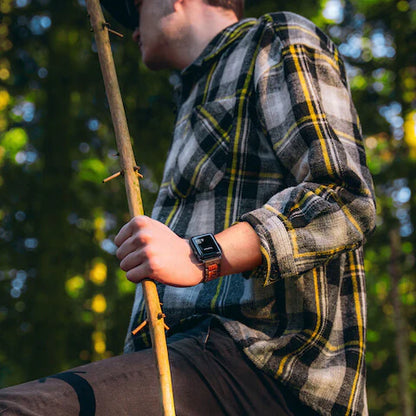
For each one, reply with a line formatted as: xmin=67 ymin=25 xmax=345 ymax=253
xmin=0 ymin=318 xmax=317 ymax=415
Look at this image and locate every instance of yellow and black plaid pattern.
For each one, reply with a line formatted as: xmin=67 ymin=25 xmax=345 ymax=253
xmin=125 ymin=12 xmax=376 ymax=416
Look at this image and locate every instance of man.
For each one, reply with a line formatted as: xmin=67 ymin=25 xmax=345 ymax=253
xmin=0 ymin=0 xmax=375 ymax=414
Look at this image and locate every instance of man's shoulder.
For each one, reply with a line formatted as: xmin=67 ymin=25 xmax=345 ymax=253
xmin=255 ymin=11 xmax=337 ymax=53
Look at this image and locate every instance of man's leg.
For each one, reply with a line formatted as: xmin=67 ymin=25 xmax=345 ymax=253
xmin=0 ymin=318 xmax=316 ymax=415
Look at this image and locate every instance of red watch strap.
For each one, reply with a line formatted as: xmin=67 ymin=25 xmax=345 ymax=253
xmin=203 ymin=262 xmax=221 ymax=283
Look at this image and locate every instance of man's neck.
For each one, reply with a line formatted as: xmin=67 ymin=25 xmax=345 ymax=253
xmin=175 ymin=6 xmax=238 ymax=69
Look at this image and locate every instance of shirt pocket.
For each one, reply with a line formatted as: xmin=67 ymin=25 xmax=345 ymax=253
xmin=169 ymin=98 xmax=235 ymax=199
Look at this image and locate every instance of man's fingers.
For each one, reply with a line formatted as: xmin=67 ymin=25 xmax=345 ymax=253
xmin=120 ymin=249 xmax=143 ymax=272
xmin=125 ymin=263 xmax=150 ymax=283
xmin=116 ymin=229 xmax=152 ymax=261
xmin=116 ymin=235 xmax=136 ymax=260
xmin=115 ymin=215 xmax=147 ymax=247
xmin=114 ymin=222 xmax=132 ymax=247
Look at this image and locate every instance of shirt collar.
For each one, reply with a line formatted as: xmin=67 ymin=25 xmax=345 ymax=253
xmin=181 ymin=18 xmax=258 ymax=76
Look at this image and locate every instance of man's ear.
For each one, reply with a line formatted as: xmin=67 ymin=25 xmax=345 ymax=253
xmin=171 ymin=0 xmax=191 ymax=16
xmin=172 ymin=0 xmax=185 ymax=9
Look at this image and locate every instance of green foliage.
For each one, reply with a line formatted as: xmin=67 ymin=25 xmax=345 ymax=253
xmin=0 ymin=127 xmax=28 ymax=160
xmin=78 ymin=158 xmax=109 ymax=183
xmin=0 ymin=1 xmax=415 ymax=414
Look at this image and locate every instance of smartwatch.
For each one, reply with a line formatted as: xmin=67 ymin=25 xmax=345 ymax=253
xmin=189 ymin=233 xmax=222 ymax=283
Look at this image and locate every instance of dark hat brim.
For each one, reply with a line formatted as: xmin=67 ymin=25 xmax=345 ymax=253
xmin=100 ymin=0 xmax=138 ymax=30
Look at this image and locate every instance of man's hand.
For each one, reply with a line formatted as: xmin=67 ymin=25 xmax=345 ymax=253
xmin=114 ymin=216 xmax=203 ymax=287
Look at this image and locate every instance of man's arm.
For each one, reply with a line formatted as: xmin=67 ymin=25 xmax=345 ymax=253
xmin=239 ymin=41 xmax=376 ymax=285
xmin=115 ymin=215 xmax=262 ymax=286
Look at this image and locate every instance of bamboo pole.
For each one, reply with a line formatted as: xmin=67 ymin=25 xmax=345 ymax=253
xmin=85 ymin=1 xmax=176 ymax=414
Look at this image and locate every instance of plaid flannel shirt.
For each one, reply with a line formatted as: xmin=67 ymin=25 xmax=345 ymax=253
xmin=124 ymin=12 xmax=376 ymax=416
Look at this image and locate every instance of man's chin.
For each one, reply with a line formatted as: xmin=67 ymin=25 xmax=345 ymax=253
xmin=141 ymin=51 xmax=177 ymax=71
xmin=142 ymin=55 xmax=170 ymax=71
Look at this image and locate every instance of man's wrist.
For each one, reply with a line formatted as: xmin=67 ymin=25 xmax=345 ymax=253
xmin=189 ymin=233 xmax=222 ymax=283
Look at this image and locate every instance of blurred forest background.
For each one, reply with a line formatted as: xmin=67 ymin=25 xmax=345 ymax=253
xmin=0 ymin=0 xmax=415 ymax=414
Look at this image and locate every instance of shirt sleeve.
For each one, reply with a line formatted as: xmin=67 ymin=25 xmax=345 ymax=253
xmin=240 ymin=42 xmax=376 ymax=285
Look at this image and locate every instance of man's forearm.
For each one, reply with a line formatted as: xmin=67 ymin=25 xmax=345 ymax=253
xmin=215 ymin=222 xmax=262 ymax=277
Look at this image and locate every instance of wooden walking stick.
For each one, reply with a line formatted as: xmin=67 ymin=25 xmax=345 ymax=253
xmin=85 ymin=1 xmax=176 ymax=414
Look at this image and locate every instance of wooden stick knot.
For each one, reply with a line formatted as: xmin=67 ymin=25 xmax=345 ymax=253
xmin=131 ymin=319 xmax=148 ymax=336
xmin=103 ymin=170 xmax=123 ymax=183
xmin=102 ymin=22 xmax=124 ymax=38
xmin=134 ymin=165 xmax=144 ymax=179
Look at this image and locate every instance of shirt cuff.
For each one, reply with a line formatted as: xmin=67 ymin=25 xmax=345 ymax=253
xmin=240 ymin=207 xmax=297 ymax=285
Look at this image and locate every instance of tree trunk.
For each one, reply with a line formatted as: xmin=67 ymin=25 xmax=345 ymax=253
xmin=389 ymin=228 xmax=414 ymax=416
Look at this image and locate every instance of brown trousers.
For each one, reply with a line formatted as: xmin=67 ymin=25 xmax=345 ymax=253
xmin=0 ymin=318 xmax=317 ymax=415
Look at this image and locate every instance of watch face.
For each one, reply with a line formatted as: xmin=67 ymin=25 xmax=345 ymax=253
xmin=191 ymin=234 xmax=221 ymax=260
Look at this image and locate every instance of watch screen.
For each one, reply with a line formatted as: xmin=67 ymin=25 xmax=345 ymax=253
xmin=197 ymin=236 xmax=217 ymax=254
xmin=191 ymin=234 xmax=221 ymax=259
